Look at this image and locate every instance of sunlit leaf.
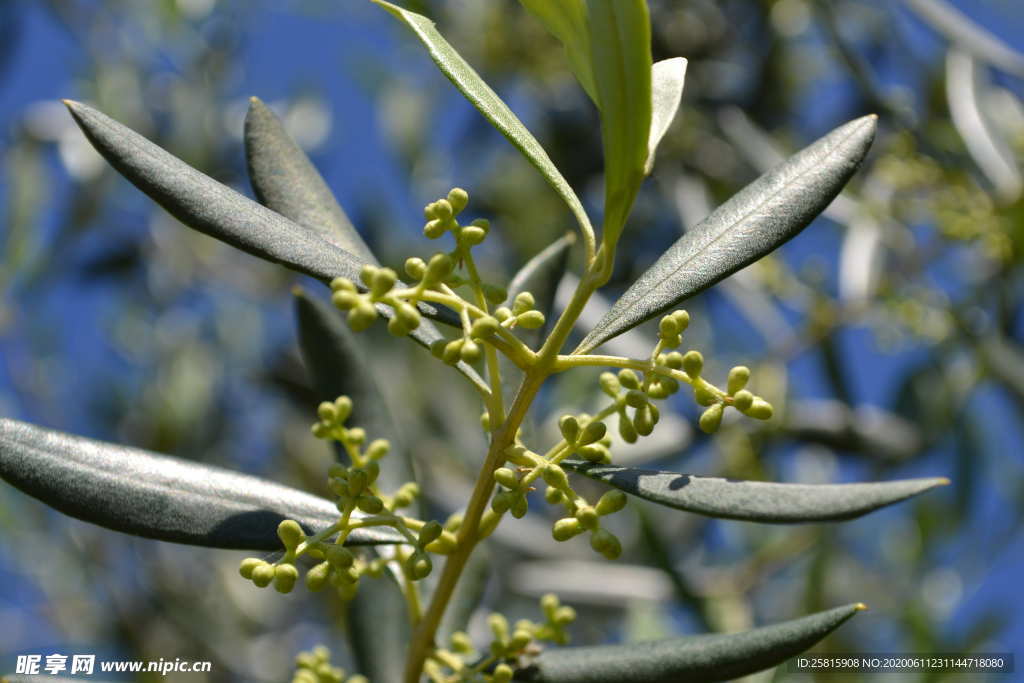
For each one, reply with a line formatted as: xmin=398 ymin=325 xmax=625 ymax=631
xmin=373 ymin=1 xmax=594 ymax=247
xmin=646 ymin=57 xmax=687 ymax=174
xmin=244 ymin=96 xmax=377 ymax=262
xmin=518 ymin=0 xmax=596 ymax=101
xmin=586 ymin=0 xmax=652 ymax=248
xmin=0 ymin=418 xmax=401 ymax=549
xmin=562 ymin=460 xmax=947 ymax=522
xmin=516 ymin=604 xmax=866 ymax=682
xmin=575 ymin=115 xmax=877 ymax=354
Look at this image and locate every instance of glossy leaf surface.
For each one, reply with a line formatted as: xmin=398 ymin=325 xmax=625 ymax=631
xmin=244 ymin=96 xmax=377 ymax=262
xmin=575 ymin=115 xmax=877 ymax=354
xmin=373 ymin=1 xmax=594 ymax=244
xmin=0 ymin=418 xmax=402 ymax=549
xmin=587 ymin=0 xmax=652 ymax=247
xmin=516 ymin=604 xmax=865 ymax=682
xmin=562 ymin=459 xmax=947 ymax=522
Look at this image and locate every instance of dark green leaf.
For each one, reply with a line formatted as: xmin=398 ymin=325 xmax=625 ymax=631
xmin=294 ymin=288 xmax=416 ymax=492
xmin=562 ymin=459 xmax=947 ymax=522
xmin=574 ymin=115 xmax=877 ymax=354
xmin=0 ymin=418 xmax=401 ymax=549
xmin=244 ymin=96 xmax=377 ymax=263
xmin=518 ymin=0 xmax=596 ymax=101
xmin=515 ymin=603 xmax=865 ymax=682
xmin=62 ymin=100 xmax=459 ymax=332
xmin=373 ymin=1 xmax=594 ymax=245
xmin=346 ymin=568 xmax=411 ymax=683
xmin=586 ymin=0 xmax=652 ymax=247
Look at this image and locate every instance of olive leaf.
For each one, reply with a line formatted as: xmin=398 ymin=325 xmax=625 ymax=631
xmin=61 ymin=100 xmax=459 ymax=332
xmin=0 ymin=418 xmax=402 ymax=549
xmin=562 ymin=460 xmax=947 ymax=522
xmin=244 ymin=96 xmax=377 ymax=263
xmin=586 ymin=0 xmax=652 ymax=248
xmin=372 ymin=0 xmax=594 ymax=246
xmin=646 ymin=57 xmax=687 ymax=174
xmin=518 ymin=0 xmax=596 ymax=101
xmin=905 ymin=0 xmax=1024 ymax=78
xmin=575 ymin=114 xmax=877 ymax=354
xmin=515 ymin=603 xmax=865 ymax=682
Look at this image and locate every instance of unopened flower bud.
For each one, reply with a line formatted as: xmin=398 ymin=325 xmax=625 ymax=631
xmin=447 ymin=187 xmax=469 ymax=213
xmin=517 ymin=310 xmax=545 ymax=329
xmin=699 ymin=403 xmax=724 ymax=433
xmin=273 ymin=563 xmax=299 ymax=593
xmin=552 ymin=517 xmax=583 ymax=541
xmin=595 ymin=490 xmax=627 ymax=516
xmin=558 ymin=415 xmax=580 ymax=443
xmin=682 ymin=350 xmax=703 ymax=378
xmin=727 ymin=366 xmax=750 ymax=394
xmin=618 ymin=369 xmax=640 ymax=389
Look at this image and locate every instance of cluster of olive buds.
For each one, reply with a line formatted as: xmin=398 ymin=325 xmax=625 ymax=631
xmin=292 ymin=645 xmax=367 ymax=683
xmin=676 ymin=351 xmax=773 ymax=433
xmin=550 ymin=486 xmax=628 ymax=560
xmin=330 ymin=263 xmax=424 ymax=336
xmin=435 ymin=595 xmax=576 ymax=682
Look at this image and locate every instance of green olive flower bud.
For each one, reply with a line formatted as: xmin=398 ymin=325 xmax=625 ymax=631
xmin=356 ymin=495 xmax=384 ymax=514
xmin=331 ymin=290 xmax=359 ymax=311
xmin=512 ymin=291 xmax=535 ymax=315
xmin=732 ymin=389 xmax=754 ymax=412
xmin=511 ymin=494 xmax=529 ymax=519
xmin=333 ymin=396 xmax=352 ymax=422
xmin=424 ymin=253 xmax=453 ymax=285
xmin=591 ymin=528 xmax=622 ymax=559
xmin=746 ymin=397 xmax=774 ymax=420
xmin=596 ymin=490 xmax=628 ymax=516
xmin=407 ymin=552 xmax=432 ymax=580
xmin=579 ymin=420 xmax=607 ymax=445
xmin=727 ymin=366 xmax=750 ymax=394
xmin=460 ymin=225 xmax=487 ymax=247
xmin=494 ymin=467 xmax=519 ymax=490
xmin=251 ymin=563 xmax=275 ymax=588
xmin=425 ymin=530 xmax=457 ymax=554
xmin=618 ymin=415 xmax=638 ymax=443
xmin=325 ymin=545 xmax=355 ymax=569
xmin=460 ymin=339 xmax=481 ymax=363
xmin=274 ymin=563 xmax=299 ymax=593
xmin=359 ymin=264 xmax=378 ymax=288
xmin=418 ymin=520 xmax=443 ymax=547
xmin=433 ymin=199 xmax=453 ymax=221
xmin=277 ymin=519 xmax=304 ymax=550
xmin=694 ymin=384 xmax=717 ymax=406
xmin=504 ymin=444 xmax=536 ymax=466
xmin=599 ymin=371 xmax=621 ymax=397
xmin=493 ymin=663 xmax=513 ymax=683
xmin=347 ymin=469 xmax=369 ymax=497
xmin=682 ymin=350 xmax=704 ymax=378
xmin=665 ymin=351 xmax=685 ymax=369
xmin=370 ymin=267 xmax=397 ymax=297
xmin=558 ymin=415 xmax=580 ymax=443
xmin=659 ymin=316 xmax=679 ymax=339
xmin=541 ymin=593 xmax=560 ymax=616
xmin=552 ymin=517 xmax=583 ymax=541
xmin=489 ymin=613 xmax=509 ymax=642
xmin=451 ymin=631 xmax=473 ymax=654
xmin=317 ymin=401 xmax=338 ymax=422
xmin=491 ymin=491 xmax=513 ymax=514
xmin=578 ymin=443 xmax=611 ymax=463
xmin=634 ymin=405 xmax=655 ymax=436
xmin=624 ymin=389 xmax=648 ymax=409
xmin=494 ymin=306 xmax=513 ymax=322
xmin=405 ymin=257 xmax=427 ymax=280
xmin=348 ymin=301 xmax=378 ymax=332
xmin=554 ymin=605 xmax=577 ymax=625
xmin=442 ymin=338 xmax=464 ymax=365
xmin=305 ymin=561 xmax=330 ymax=591
xmin=545 ymin=486 xmax=563 ymax=504
xmin=699 ymin=403 xmax=724 ymax=433
xmin=330 ymin=277 xmax=356 ymax=293
xmin=510 ymin=629 xmax=532 ymax=650
xmin=365 ymin=439 xmax=390 ymax=461
xmin=672 ymin=309 xmax=691 ymax=331
xmin=517 ymin=310 xmax=545 ymax=329
xmin=541 ymin=463 xmax=569 ymax=490
xmin=618 ymin=369 xmax=641 ymax=390
xmin=447 ymin=187 xmax=469 ymax=213
xmin=576 ymin=505 xmax=599 ymax=531
xmin=239 ymin=557 xmax=262 ymax=579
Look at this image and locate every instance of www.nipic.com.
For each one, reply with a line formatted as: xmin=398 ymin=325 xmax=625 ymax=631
xmin=10 ymin=654 xmax=212 ymax=677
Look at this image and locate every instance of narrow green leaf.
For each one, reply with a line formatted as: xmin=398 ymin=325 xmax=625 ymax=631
xmin=0 ymin=418 xmax=402 ymax=549
xmin=575 ymin=115 xmax=877 ymax=354
xmin=372 ymin=1 xmax=594 ymax=247
xmin=516 ymin=603 xmax=865 ymax=683
xmin=346 ymin=569 xmax=411 ymax=683
xmin=61 ymin=100 xmax=460 ymax=332
xmin=562 ymin=460 xmax=947 ymax=522
xmin=518 ymin=0 xmax=596 ymax=101
xmin=646 ymin=58 xmax=687 ymax=174
xmin=244 ymin=96 xmax=377 ymax=263
xmin=905 ymin=0 xmax=1024 ymax=78
xmin=586 ymin=0 xmax=652 ymax=248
